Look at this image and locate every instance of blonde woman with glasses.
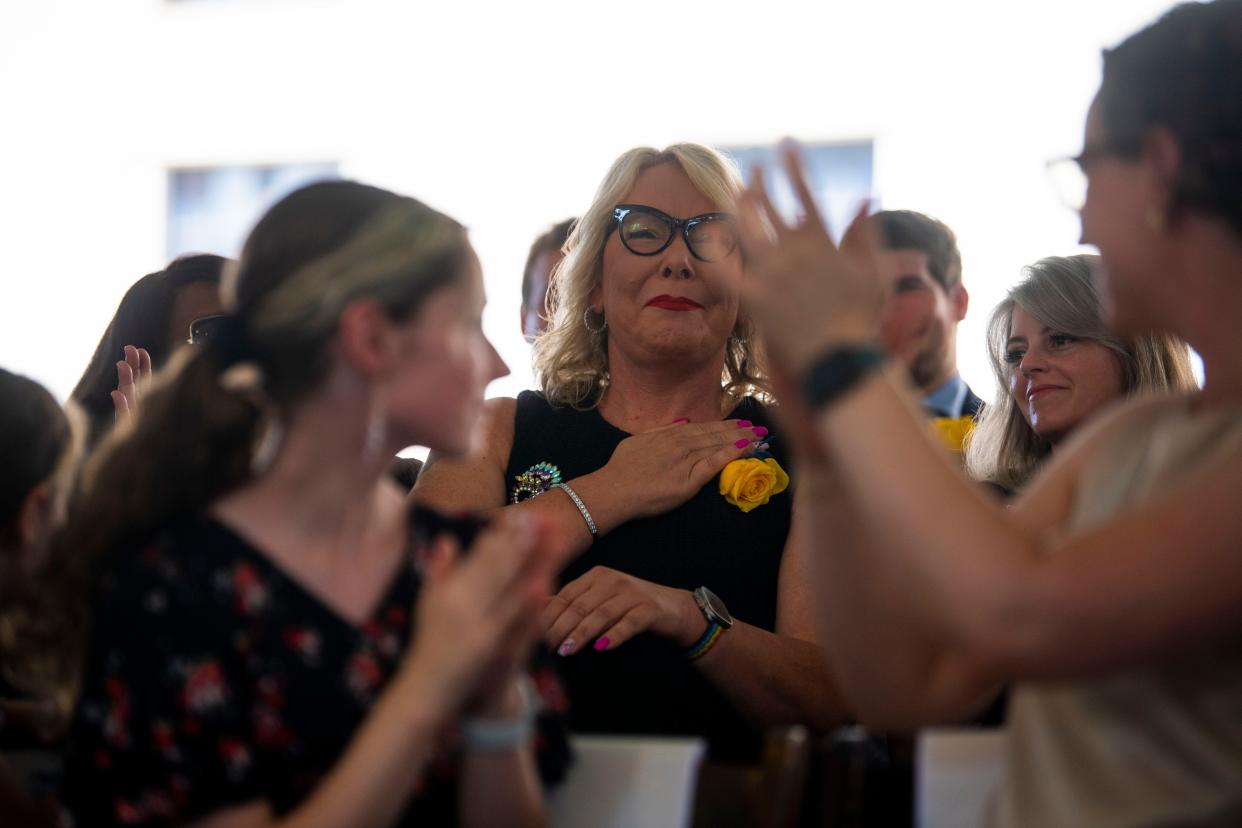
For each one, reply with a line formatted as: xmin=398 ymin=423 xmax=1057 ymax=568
xmin=414 ymin=143 xmax=846 ymax=761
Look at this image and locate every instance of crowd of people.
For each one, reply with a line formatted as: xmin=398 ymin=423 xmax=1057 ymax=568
xmin=2 ymin=2 xmax=1240 ymax=825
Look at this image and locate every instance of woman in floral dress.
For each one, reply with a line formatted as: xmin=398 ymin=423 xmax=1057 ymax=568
xmin=60 ymin=181 xmax=569 ymax=826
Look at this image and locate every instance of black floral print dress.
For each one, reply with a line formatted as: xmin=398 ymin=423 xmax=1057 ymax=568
xmin=63 ymin=515 xmax=569 ymax=826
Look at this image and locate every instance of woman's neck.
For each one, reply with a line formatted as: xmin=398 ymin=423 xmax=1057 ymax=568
xmin=1173 ymin=229 xmax=1242 ymax=408
xmin=598 ymin=349 xmax=730 ymax=432
xmin=213 ymin=384 xmax=402 ymax=555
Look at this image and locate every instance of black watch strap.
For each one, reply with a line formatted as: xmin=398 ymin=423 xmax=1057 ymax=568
xmin=800 ymin=344 xmax=886 ymax=411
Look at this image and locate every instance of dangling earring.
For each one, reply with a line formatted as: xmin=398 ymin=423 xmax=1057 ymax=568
xmin=364 ymin=388 xmax=388 ymax=463
xmin=250 ymin=415 xmax=285 ymax=477
xmin=1146 ymin=207 xmax=1166 ymax=233
xmin=583 ymin=307 xmax=608 ymax=335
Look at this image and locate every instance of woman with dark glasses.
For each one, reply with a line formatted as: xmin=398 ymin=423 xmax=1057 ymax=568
xmin=414 ymin=143 xmax=847 ymax=761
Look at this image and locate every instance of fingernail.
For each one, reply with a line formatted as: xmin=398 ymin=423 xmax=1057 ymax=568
xmin=736 ymin=420 xmax=753 ymax=428
xmin=557 ymin=639 xmax=575 ymax=657
xmin=758 ymin=443 xmax=770 ymax=451
xmin=752 ymin=426 xmax=769 ymax=438
xmin=593 ymin=637 xmax=610 ymax=652
xmin=671 ymin=417 xmax=690 ymax=424
xmin=735 ymin=438 xmax=751 ymax=449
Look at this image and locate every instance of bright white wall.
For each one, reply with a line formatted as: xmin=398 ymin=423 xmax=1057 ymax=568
xmin=0 ymin=0 xmax=1183 ymax=419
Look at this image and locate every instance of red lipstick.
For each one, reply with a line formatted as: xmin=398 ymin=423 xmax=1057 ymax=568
xmin=646 ymin=295 xmax=704 ymax=311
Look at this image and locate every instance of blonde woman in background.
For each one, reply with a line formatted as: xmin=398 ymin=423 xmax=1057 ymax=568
xmin=966 ymin=254 xmax=1196 ymax=493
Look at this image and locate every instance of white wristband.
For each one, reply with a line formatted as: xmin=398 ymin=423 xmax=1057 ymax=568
xmin=460 ymin=716 xmax=533 ymax=751
xmin=461 ymin=678 xmax=537 ymax=751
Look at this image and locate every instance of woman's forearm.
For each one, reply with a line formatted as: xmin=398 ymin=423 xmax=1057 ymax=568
xmin=816 ymin=368 xmax=1038 ymax=613
xmin=500 ymin=468 xmax=639 ymax=559
xmin=693 ymin=619 xmax=848 ymax=732
xmin=458 ymin=681 xmax=546 ymax=828
xmin=459 ymin=747 xmax=546 ymax=828
xmin=277 ymin=677 xmax=446 ymax=828
xmin=417 ymin=460 xmax=636 ymax=564
xmin=799 ymin=459 xmax=1003 ymax=726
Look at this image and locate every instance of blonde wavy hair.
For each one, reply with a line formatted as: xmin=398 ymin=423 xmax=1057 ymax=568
xmin=532 ymin=143 xmax=769 ymax=409
xmin=964 ymin=254 xmax=1197 ymax=492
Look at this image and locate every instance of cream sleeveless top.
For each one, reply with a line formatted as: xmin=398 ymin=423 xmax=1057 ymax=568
xmin=989 ymin=396 xmax=1242 ymax=828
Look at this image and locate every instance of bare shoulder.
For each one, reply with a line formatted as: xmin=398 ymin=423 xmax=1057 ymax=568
xmin=1011 ymin=393 xmax=1192 ymax=537
xmin=410 ymin=396 xmax=517 ymax=511
xmin=477 ymin=396 xmax=518 ymax=456
xmin=1064 ymin=393 xmax=1188 ymax=467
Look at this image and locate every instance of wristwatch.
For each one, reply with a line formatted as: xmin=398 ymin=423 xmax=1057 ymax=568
xmin=693 ymin=586 xmax=734 ymax=629
xmin=687 ymin=587 xmax=733 ymax=660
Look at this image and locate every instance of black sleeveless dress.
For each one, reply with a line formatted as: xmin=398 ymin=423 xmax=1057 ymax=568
xmin=506 ymin=391 xmax=791 ymax=761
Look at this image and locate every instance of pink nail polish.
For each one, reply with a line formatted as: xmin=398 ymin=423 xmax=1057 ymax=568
xmin=735 ymin=438 xmax=751 ymax=449
xmin=671 ymin=417 xmax=691 ymax=424
xmin=752 ymin=426 xmax=769 ymax=438
xmin=593 ymin=637 xmax=610 ymax=651
xmin=557 ymin=639 xmax=575 ymax=656
xmin=736 ymin=420 xmax=753 ymax=428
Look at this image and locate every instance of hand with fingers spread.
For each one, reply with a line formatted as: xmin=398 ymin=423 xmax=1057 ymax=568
xmin=597 ymin=418 xmax=768 ymax=521
xmin=542 ymin=565 xmax=703 ymax=657
xmin=110 ymin=345 xmax=152 ymax=420
xmin=398 ymin=512 xmax=563 ymax=715
xmin=736 ymin=143 xmax=885 ymax=376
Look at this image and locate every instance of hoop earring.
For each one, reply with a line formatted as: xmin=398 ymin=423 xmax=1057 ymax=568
xmin=583 ymin=307 xmax=608 ymax=335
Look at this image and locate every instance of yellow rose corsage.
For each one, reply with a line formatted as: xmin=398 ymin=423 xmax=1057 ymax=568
xmin=930 ymin=416 xmax=975 ymax=454
xmin=719 ymin=457 xmax=790 ymax=513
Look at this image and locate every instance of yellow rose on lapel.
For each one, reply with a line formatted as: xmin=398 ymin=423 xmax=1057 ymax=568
xmin=930 ymin=416 xmax=975 ymax=454
xmin=719 ymin=457 xmax=790 ymax=513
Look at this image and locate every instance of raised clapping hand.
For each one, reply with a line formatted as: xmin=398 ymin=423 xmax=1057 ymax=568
xmin=734 ymin=143 xmax=885 ymax=377
xmin=601 ymin=418 xmax=768 ymax=520
xmin=542 ymin=565 xmax=703 ymax=656
xmin=398 ymin=512 xmax=564 ymax=716
xmin=111 ymin=345 xmax=152 ymax=420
